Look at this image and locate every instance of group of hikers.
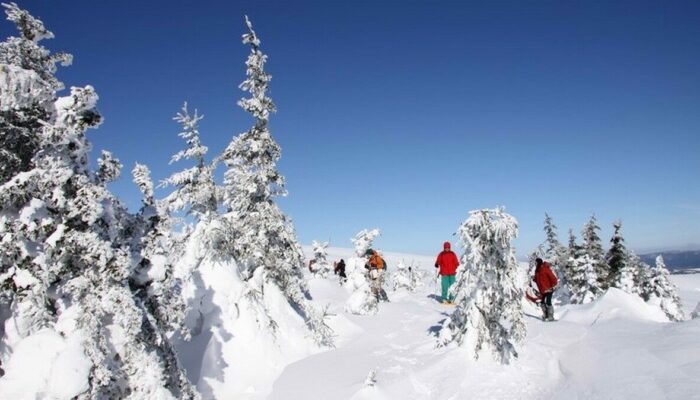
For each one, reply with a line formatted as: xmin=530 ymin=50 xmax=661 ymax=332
xmin=320 ymin=242 xmax=559 ymax=321
xmin=433 ymin=242 xmax=559 ymax=321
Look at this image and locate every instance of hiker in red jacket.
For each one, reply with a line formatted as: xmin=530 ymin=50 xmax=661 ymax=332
xmin=435 ymin=241 xmax=460 ymax=304
xmin=534 ymin=258 xmax=558 ymax=321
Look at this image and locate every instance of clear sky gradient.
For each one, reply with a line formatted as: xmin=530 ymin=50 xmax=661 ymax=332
xmin=3 ymin=1 xmax=699 ymax=257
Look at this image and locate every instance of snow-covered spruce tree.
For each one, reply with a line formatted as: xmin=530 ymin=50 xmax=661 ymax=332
xmin=692 ymin=301 xmax=700 ymax=319
xmin=628 ymin=251 xmax=651 ymax=297
xmin=606 ymin=220 xmax=631 ymax=291
xmin=129 ymin=163 xmax=198 ymax=394
xmin=438 ymin=207 xmax=525 ymax=364
xmin=566 ymin=231 xmax=600 ymax=304
xmin=543 ymin=213 xmax=567 ymax=268
xmin=543 ymin=213 xmax=570 ymax=300
xmin=0 ymin=5 xmax=197 ymax=398
xmin=310 ymin=239 xmax=332 ymax=277
xmin=351 ymin=228 xmax=381 ymax=257
xmin=160 ymin=103 xmax=218 ymax=223
xmin=582 ymin=214 xmax=609 ymax=289
xmin=392 ymin=260 xmax=421 ymax=292
xmin=0 ymin=2 xmax=70 ymax=185
xmin=217 ymin=16 xmax=332 ymax=346
xmin=344 ymin=228 xmax=382 ymax=315
xmin=644 ymin=255 xmax=685 ymax=321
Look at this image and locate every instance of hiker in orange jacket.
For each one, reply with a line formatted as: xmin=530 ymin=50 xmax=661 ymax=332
xmin=533 ymin=258 xmax=558 ymax=321
xmin=435 ymin=241 xmax=460 ymax=304
xmin=364 ymin=249 xmax=389 ymax=301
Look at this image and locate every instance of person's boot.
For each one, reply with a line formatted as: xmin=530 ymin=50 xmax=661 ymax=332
xmin=380 ymin=289 xmax=389 ymax=302
xmin=546 ymin=305 xmax=555 ymax=321
xmin=540 ymin=304 xmax=548 ymax=321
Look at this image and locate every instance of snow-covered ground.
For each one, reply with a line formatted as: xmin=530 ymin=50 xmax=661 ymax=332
xmin=267 ymin=248 xmax=700 ymax=400
xmin=2 ymin=247 xmax=699 ymax=399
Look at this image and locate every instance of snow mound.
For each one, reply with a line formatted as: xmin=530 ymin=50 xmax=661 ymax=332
xmin=0 ymin=329 xmax=90 ymax=400
xmin=559 ymin=288 xmax=669 ymax=324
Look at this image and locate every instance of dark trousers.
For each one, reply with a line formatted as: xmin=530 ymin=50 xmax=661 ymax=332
xmin=542 ymin=291 xmax=553 ymax=306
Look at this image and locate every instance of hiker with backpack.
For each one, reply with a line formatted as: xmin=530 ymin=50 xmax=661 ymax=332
xmin=334 ymin=259 xmax=347 ymax=283
xmin=533 ymin=257 xmax=558 ymax=321
xmin=434 ymin=241 xmax=460 ymax=304
xmin=364 ymin=249 xmax=389 ymax=301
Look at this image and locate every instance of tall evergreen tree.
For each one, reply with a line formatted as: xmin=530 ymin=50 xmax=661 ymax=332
xmin=543 ymin=213 xmax=570 ymax=299
xmin=581 ymin=214 xmax=609 ymax=289
xmin=566 ymin=230 xmax=600 ymax=304
xmin=438 ymin=207 xmax=525 ymax=364
xmin=0 ymin=5 xmax=197 ymax=397
xmin=160 ymin=103 xmax=218 ymax=221
xmin=606 ymin=220 xmax=629 ymax=290
xmin=567 ymin=229 xmax=577 ymax=259
xmin=217 ymin=16 xmax=332 ymax=346
xmin=543 ymin=213 xmax=566 ymax=264
xmin=0 ymin=2 xmax=70 ymax=184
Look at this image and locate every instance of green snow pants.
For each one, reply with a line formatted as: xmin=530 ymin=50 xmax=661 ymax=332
xmin=441 ymin=274 xmax=456 ymax=302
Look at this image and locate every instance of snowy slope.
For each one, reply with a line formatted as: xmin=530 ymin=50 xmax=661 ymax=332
xmin=268 ymin=249 xmax=700 ymax=400
xmin=2 ymin=248 xmax=698 ymax=399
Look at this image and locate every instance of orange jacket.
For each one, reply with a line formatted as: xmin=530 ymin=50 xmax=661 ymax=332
xmin=367 ymin=251 xmax=385 ymax=269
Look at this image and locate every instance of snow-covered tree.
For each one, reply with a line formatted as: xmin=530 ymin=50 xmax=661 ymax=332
xmin=131 ymin=164 xmax=190 ymax=332
xmin=351 ymin=228 xmax=380 ymax=257
xmin=566 ymin=232 xmax=600 ymax=304
xmin=607 ymin=220 xmax=630 ymax=290
xmin=543 ymin=213 xmax=567 ymax=267
xmin=438 ymin=207 xmax=525 ymax=364
xmin=0 ymin=2 xmax=70 ymax=185
xmin=392 ymin=260 xmax=422 ymax=291
xmin=692 ymin=301 xmax=700 ymax=319
xmin=94 ymin=150 xmax=121 ymax=185
xmin=216 ymin=16 xmax=332 ymax=346
xmin=644 ymin=255 xmax=685 ymax=322
xmin=344 ymin=282 xmax=379 ymax=315
xmin=627 ymin=251 xmax=651 ymax=296
xmin=543 ymin=213 xmax=570 ymax=301
xmin=581 ymin=214 xmax=609 ymax=289
xmin=0 ymin=5 xmax=197 ymax=397
xmin=310 ymin=239 xmax=332 ymax=277
xmin=160 ymin=103 xmax=218 ymax=222
xmin=344 ymin=228 xmax=383 ymax=315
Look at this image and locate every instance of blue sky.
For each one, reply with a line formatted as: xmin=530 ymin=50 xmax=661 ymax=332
xmin=3 ymin=1 xmax=699 ymax=257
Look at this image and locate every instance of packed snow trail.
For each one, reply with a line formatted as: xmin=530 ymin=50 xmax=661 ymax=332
xmin=270 ymin=271 xmax=700 ymax=400
xmin=272 ymin=276 xmax=560 ymax=400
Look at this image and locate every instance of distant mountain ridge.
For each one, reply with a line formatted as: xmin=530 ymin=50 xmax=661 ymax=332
xmin=640 ymin=250 xmax=700 ymax=270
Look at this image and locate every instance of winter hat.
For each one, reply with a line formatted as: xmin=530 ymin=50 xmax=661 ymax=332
xmin=365 ymin=248 xmax=374 ymax=257
xmin=443 ymin=241 xmax=451 ymax=250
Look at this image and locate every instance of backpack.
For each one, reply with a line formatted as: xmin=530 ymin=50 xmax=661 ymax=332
xmin=369 ymin=254 xmax=385 ymax=269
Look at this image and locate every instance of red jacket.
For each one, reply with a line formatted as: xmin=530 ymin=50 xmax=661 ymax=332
xmin=435 ymin=250 xmax=460 ymax=276
xmin=534 ymin=262 xmax=558 ymax=294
